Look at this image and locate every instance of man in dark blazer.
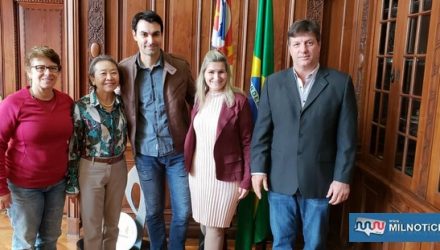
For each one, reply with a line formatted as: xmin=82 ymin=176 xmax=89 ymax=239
xmin=251 ymin=19 xmax=357 ymax=249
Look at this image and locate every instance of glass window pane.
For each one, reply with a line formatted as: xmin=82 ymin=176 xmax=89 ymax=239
xmin=406 ymin=17 xmax=417 ymax=54
xmin=391 ymin=0 xmax=399 ymax=18
xmin=418 ymin=15 xmax=430 ymax=54
xmin=370 ymin=125 xmax=378 ymax=155
xmin=379 ymin=23 xmax=387 ymax=55
xmin=410 ymin=100 xmax=420 ymax=137
xmin=423 ymin=0 xmax=432 ymax=11
xmin=405 ymin=139 xmax=417 ymax=176
xmin=373 ymin=92 xmax=381 ymax=122
xmin=413 ymin=58 xmax=425 ymax=96
xmin=383 ymin=0 xmax=390 ymax=20
xmin=395 ymin=135 xmax=405 ymax=171
xmin=378 ymin=127 xmax=386 ymax=159
xmin=402 ymin=59 xmax=413 ymax=94
xmin=399 ymin=98 xmax=409 ymax=133
xmin=410 ymin=0 xmax=420 ymax=13
xmin=384 ymin=58 xmax=393 ymax=89
xmin=387 ymin=21 xmax=396 ymax=54
xmin=376 ymin=58 xmax=384 ymax=89
xmin=381 ymin=94 xmax=389 ymax=125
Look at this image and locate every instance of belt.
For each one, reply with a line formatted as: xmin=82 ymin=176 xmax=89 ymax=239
xmin=82 ymin=154 xmax=124 ymax=164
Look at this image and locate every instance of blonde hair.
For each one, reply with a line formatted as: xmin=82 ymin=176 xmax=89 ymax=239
xmin=195 ymin=49 xmax=242 ymax=108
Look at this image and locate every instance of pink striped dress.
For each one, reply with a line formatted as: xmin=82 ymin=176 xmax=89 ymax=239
xmin=189 ymin=94 xmax=240 ymax=228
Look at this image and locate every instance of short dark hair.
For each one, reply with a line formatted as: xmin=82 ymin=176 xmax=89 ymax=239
xmin=288 ymin=19 xmax=321 ymax=43
xmin=26 ymin=46 xmax=61 ymax=71
xmin=131 ymin=10 xmax=164 ymax=33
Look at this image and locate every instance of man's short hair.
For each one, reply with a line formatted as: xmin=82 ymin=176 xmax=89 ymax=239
xmin=131 ymin=10 xmax=164 ymax=33
xmin=288 ymin=19 xmax=321 ymax=42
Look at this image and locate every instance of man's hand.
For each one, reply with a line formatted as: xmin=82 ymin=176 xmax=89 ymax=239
xmin=0 ymin=193 xmax=12 ymax=210
xmin=326 ymin=180 xmax=350 ymax=205
xmin=252 ymin=175 xmax=269 ymax=199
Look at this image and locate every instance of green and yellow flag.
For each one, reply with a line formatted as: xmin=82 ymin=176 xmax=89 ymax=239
xmin=235 ymin=0 xmax=273 ymax=249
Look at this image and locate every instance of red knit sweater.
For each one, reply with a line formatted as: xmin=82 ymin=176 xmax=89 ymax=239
xmin=0 ymin=87 xmax=73 ymax=195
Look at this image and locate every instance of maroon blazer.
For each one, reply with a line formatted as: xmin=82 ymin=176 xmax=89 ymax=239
xmin=184 ymin=92 xmax=253 ymax=189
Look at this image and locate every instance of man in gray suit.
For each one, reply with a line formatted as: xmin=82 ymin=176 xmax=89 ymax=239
xmin=251 ymin=19 xmax=357 ymax=249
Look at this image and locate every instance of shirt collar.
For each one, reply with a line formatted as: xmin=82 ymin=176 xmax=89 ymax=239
xmin=293 ymin=64 xmax=320 ymax=81
xmin=90 ymin=89 xmax=121 ymax=107
xmin=90 ymin=89 xmax=100 ymax=107
xmin=136 ymin=51 xmax=164 ymax=70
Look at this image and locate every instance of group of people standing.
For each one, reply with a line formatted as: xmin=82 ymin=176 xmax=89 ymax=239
xmin=0 ymin=9 xmax=357 ymax=250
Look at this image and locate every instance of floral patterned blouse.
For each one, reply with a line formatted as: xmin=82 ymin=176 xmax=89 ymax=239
xmin=68 ymin=90 xmax=127 ymax=170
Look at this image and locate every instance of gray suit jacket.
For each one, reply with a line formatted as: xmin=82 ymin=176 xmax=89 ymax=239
xmin=251 ymin=67 xmax=357 ymax=198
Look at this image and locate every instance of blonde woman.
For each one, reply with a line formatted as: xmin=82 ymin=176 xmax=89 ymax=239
xmin=184 ymin=50 xmax=253 ymax=250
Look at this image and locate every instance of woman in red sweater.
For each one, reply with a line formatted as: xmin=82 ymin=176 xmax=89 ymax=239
xmin=0 ymin=46 xmax=73 ymax=249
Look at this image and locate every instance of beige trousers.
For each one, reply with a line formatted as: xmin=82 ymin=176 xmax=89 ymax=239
xmin=79 ymin=158 xmax=127 ymax=250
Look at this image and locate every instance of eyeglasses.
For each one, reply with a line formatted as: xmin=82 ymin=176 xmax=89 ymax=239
xmin=31 ymin=65 xmax=60 ymax=73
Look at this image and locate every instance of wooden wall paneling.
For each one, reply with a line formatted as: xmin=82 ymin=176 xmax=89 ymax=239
xmin=64 ymin=0 xmax=80 ymax=99
xmin=284 ymin=0 xmax=295 ymax=68
xmin=17 ymin=1 xmax=65 ymax=92
xmin=155 ymin=0 xmax=167 ymax=52
xmin=306 ymin=0 xmax=324 ymax=24
xmin=427 ymin=13 xmax=440 ymax=207
xmin=121 ymin=0 xmax=146 ymax=59
xmin=166 ymin=1 xmax=194 ymax=62
xmin=77 ymin=0 xmax=89 ymax=97
xmin=293 ymin=0 xmax=308 ymax=20
xmin=273 ymin=0 xmax=293 ymax=73
xmin=0 ymin=1 xmax=4 ymax=100
xmin=416 ymin=0 xmax=440 ymax=203
xmin=194 ymin=0 xmax=213 ymax=76
xmin=104 ymin=0 xmax=119 ymax=59
xmin=88 ymin=0 xmax=104 ymax=59
xmin=1 ymin=1 xmax=19 ymax=97
xmin=348 ymin=0 xmax=374 ymax=153
xmin=321 ymin=0 xmax=355 ymax=73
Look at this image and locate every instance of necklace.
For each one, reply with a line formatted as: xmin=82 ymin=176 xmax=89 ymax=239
xmin=98 ymin=96 xmax=116 ymax=108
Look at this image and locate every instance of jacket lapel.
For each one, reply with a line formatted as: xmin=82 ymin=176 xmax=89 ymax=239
xmin=283 ymin=69 xmax=302 ymax=114
xmin=302 ymin=68 xmax=329 ymax=112
xmin=216 ymin=101 xmax=235 ymax=140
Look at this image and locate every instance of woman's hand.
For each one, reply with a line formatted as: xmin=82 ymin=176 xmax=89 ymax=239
xmin=0 ymin=193 xmax=12 ymax=210
xmin=238 ymin=187 xmax=249 ymax=200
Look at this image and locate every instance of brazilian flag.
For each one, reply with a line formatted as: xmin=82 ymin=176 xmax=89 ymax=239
xmin=235 ymin=0 xmax=273 ymax=249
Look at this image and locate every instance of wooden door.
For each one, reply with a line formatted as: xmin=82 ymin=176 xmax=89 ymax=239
xmin=362 ymin=0 xmax=435 ymax=192
xmin=0 ymin=0 xmax=78 ymax=98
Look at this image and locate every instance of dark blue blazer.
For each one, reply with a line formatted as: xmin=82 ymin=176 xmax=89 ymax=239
xmin=251 ymin=67 xmax=357 ymax=198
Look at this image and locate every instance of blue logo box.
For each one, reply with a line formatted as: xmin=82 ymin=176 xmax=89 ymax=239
xmin=349 ymin=213 xmax=440 ymax=242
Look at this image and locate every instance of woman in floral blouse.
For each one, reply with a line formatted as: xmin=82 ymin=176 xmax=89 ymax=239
xmin=67 ymin=55 xmax=128 ymax=250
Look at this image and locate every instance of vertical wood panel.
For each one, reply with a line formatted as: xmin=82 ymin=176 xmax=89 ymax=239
xmin=1 ymin=1 xmax=19 ymax=97
xmin=18 ymin=2 xmax=64 ymax=91
xmin=167 ymin=1 xmax=195 ymax=59
xmin=121 ymin=0 xmax=147 ymax=59
xmin=64 ymin=0 xmax=80 ymax=99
